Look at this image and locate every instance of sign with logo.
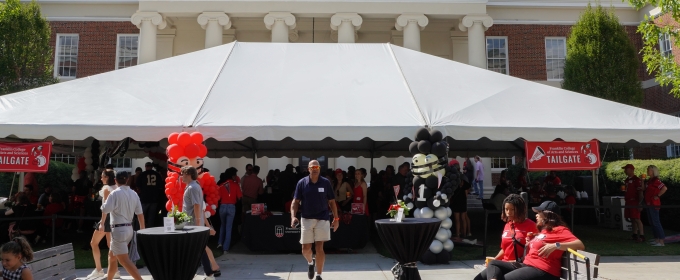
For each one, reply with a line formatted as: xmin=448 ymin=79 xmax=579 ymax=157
xmin=0 ymin=142 xmax=52 ymax=173
xmin=525 ymin=140 xmax=600 ymax=171
xmin=351 ymin=203 xmax=364 ymax=215
xmin=275 ymin=225 xmax=284 ymax=238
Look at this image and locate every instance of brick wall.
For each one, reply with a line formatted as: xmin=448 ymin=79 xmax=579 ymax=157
xmin=485 ymin=25 xmax=647 ymax=81
xmin=49 ymin=22 xmax=138 ymax=78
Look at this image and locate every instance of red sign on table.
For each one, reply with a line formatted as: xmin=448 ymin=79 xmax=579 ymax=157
xmin=525 ymin=140 xmax=600 ymax=171
xmin=0 ymin=142 xmax=52 ymax=173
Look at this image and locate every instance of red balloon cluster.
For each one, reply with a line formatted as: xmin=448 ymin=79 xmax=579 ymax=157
xmin=164 ymin=132 xmax=219 ymax=217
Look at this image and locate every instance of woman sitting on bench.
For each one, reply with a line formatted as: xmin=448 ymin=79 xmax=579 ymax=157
xmin=475 ymin=194 xmax=536 ymax=280
xmin=480 ymin=201 xmax=584 ymax=280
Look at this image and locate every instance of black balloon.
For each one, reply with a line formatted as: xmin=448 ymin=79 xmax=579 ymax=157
xmin=409 ymin=141 xmax=420 ymax=155
xmin=431 ymin=142 xmax=446 ymax=157
xmin=417 ymin=140 xmax=431 ymax=154
xmin=404 ymin=197 xmax=413 ymax=204
xmin=425 ymin=176 xmax=439 ymax=189
xmin=444 ymin=187 xmax=453 ymax=195
xmin=421 ymin=250 xmax=437 ymax=264
xmin=436 ymin=251 xmax=450 ymax=264
xmin=415 ymin=128 xmax=431 ymax=142
xmin=429 ymin=130 xmax=443 ymax=143
xmin=414 ymin=187 xmax=432 ymax=209
xmin=413 ymin=176 xmax=425 ymax=187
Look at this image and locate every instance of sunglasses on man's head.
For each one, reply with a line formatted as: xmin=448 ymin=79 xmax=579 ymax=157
xmin=309 ymin=166 xmax=321 ymax=170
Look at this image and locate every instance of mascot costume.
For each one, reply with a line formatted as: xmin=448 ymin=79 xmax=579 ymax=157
xmin=163 ymin=132 xmax=219 ymax=219
xmin=402 ymin=128 xmax=461 ymax=264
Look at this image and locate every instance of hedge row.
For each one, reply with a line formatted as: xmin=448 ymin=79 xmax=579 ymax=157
xmin=0 ymin=161 xmax=75 ymax=197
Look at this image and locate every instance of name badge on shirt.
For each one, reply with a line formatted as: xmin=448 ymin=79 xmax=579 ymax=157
xmin=318 ymin=188 xmax=325 ymax=193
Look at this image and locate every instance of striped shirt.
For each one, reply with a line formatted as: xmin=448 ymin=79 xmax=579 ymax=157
xmin=101 ymin=185 xmax=143 ymax=225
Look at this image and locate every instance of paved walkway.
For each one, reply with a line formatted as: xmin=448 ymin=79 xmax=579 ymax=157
xmin=73 ymin=252 xmax=680 ymax=280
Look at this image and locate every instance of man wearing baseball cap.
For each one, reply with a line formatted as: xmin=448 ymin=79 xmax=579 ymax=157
xmin=622 ymin=164 xmax=645 ymax=242
xmin=101 ymin=171 xmax=145 ymax=280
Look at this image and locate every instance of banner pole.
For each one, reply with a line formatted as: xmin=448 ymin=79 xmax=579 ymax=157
xmin=8 ymin=172 xmax=16 ymax=198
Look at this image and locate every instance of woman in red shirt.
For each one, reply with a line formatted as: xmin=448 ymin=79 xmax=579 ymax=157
xmin=482 ymin=201 xmax=584 ymax=280
xmin=645 ymin=165 xmax=667 ymax=246
xmin=217 ymin=167 xmax=243 ymax=252
xmin=475 ymin=194 xmax=536 ymax=280
xmin=353 ymin=168 xmax=368 ymax=215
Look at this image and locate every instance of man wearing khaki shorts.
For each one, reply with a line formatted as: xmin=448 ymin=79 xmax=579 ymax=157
xmin=291 ymin=160 xmax=339 ymax=280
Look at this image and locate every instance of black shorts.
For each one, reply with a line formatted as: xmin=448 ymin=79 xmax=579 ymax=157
xmin=95 ymin=214 xmax=112 ymax=232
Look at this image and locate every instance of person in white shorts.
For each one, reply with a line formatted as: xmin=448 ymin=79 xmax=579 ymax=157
xmin=101 ymin=171 xmax=145 ymax=280
xmin=291 ymin=160 xmax=339 ymax=280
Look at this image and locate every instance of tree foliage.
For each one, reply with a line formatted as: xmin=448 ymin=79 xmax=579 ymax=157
xmin=563 ymin=4 xmax=643 ymax=105
xmin=628 ymin=0 xmax=680 ymax=98
xmin=0 ymin=0 xmax=56 ymax=96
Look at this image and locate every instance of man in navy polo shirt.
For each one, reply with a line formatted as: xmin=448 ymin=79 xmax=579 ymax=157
xmin=291 ymin=160 xmax=339 ymax=280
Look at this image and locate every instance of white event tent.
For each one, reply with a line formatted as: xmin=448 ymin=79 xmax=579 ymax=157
xmin=1 ymin=42 xmax=679 ymax=158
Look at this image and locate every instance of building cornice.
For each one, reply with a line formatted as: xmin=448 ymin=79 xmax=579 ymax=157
xmin=493 ymin=19 xmax=640 ymax=26
xmin=487 ymin=1 xmax=633 ymax=8
xmin=47 ymin=16 xmax=131 ymax=21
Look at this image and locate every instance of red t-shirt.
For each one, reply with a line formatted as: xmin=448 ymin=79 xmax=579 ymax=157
xmin=500 ymin=219 xmax=537 ymax=261
xmin=624 ymin=176 xmax=642 ymax=204
xmin=644 ymin=177 xmax=665 ymax=207
xmin=218 ymin=180 xmax=243 ymax=205
xmin=523 ymin=226 xmax=578 ymax=277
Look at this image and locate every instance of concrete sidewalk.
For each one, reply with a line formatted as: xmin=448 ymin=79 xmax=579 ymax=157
xmin=73 ymin=253 xmax=680 ymax=280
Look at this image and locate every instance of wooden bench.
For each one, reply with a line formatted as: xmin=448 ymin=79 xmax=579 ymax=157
xmin=561 ymin=249 xmax=600 ymax=280
xmin=27 ymin=243 xmax=76 ymax=280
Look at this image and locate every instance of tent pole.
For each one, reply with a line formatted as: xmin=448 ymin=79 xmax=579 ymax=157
xmin=592 ymin=169 xmax=601 ymax=224
xmin=370 ymin=151 xmax=374 ymax=171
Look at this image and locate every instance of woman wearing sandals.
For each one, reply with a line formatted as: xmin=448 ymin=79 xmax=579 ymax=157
xmin=87 ymin=170 xmax=119 ymax=278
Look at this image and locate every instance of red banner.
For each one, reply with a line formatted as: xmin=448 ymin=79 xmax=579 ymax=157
xmin=0 ymin=142 xmax=52 ymax=173
xmin=525 ymin=140 xmax=600 ymax=171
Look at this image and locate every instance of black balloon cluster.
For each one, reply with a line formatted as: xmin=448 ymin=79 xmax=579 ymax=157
xmin=402 ymin=128 xmax=462 ymax=264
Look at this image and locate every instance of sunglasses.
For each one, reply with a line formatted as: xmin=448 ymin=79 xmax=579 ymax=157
xmin=309 ymin=166 xmax=321 ymax=170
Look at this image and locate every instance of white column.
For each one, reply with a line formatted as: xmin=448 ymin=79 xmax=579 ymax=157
xmin=395 ymin=14 xmax=428 ymax=51
xmin=197 ymin=12 xmax=231 ymax=48
xmin=264 ymin=12 xmax=296 ymax=43
xmin=459 ymin=14 xmax=493 ymax=69
xmin=330 ymin=13 xmax=362 ymax=43
xmin=131 ymin=12 xmax=166 ymax=64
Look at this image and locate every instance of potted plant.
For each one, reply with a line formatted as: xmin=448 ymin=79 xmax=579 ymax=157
xmin=168 ymin=205 xmax=192 ymax=229
xmin=386 ymin=200 xmax=410 ymax=220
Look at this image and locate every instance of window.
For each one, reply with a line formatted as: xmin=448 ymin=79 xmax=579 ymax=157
xmin=659 ymin=33 xmax=672 ymax=57
xmin=667 ymin=112 xmax=680 ymax=158
xmin=110 ymin=157 xmax=132 ymax=168
xmin=54 ymin=34 xmax=79 ymax=79
xmin=116 ymin=34 xmax=139 ymax=69
xmin=491 ymin=157 xmax=515 ymax=169
xmin=50 ymin=154 xmax=77 ymax=165
xmin=486 ymin=37 xmax=508 ymax=74
xmin=545 ymin=37 xmax=566 ymax=80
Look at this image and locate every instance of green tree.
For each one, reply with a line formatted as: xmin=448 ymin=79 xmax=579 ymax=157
xmin=628 ymin=0 xmax=680 ymax=97
xmin=563 ymin=4 xmax=643 ymax=105
xmin=0 ymin=0 xmax=56 ymax=95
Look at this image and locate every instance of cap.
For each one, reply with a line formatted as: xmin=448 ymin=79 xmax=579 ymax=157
xmin=448 ymin=159 xmax=460 ymax=166
xmin=115 ymin=171 xmax=129 ymax=181
xmin=622 ymin=164 xmax=635 ymax=170
xmin=145 ymin=162 xmax=153 ymax=166
xmin=334 ymin=168 xmax=343 ymax=174
xmin=532 ymin=201 xmax=560 ymax=213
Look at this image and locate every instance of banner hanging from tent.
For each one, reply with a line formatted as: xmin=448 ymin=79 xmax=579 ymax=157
xmin=525 ymin=140 xmax=600 ymax=171
xmin=0 ymin=142 xmax=52 ymax=173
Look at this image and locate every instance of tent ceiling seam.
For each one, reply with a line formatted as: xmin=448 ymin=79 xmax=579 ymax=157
xmin=386 ymin=44 xmax=429 ymax=127
xmin=186 ymin=42 xmax=238 ymax=128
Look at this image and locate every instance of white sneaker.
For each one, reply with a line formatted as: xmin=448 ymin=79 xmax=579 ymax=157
xmin=113 ymin=271 xmax=121 ymax=279
xmin=204 ymin=275 xmax=216 ymax=280
xmin=87 ymin=269 xmax=105 ymax=278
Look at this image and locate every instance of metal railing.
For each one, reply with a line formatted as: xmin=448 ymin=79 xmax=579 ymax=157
xmin=482 ymin=204 xmax=680 ymax=257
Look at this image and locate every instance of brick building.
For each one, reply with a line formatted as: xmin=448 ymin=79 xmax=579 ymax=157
xmin=37 ymin=0 xmax=678 ymax=160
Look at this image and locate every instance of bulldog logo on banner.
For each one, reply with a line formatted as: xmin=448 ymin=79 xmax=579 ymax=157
xmin=275 ymin=225 xmax=284 ymax=238
xmin=525 ymin=140 xmax=601 ymax=171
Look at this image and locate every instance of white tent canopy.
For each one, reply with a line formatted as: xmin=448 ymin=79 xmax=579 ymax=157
xmin=1 ymin=42 xmax=679 ymax=157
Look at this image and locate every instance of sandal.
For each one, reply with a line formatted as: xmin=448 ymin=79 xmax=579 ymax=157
xmin=213 ymin=270 xmax=221 ymax=277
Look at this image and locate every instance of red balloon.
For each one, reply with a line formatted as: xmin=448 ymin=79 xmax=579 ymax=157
xmin=165 ymin=188 xmax=173 ymax=195
xmin=184 ymin=144 xmax=199 ymax=158
xmin=168 ymin=132 xmax=180 ymax=145
xmin=190 ymin=132 xmax=204 ymax=145
xmin=177 ymin=132 xmax=191 ymax=147
xmin=167 ymin=144 xmax=183 ymax=159
xmin=198 ymin=144 xmax=207 ymax=158
xmin=166 ymin=201 xmax=173 ymax=212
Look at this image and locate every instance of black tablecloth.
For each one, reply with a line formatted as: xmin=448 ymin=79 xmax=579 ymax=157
xmin=137 ymin=226 xmax=210 ymax=280
xmin=242 ymin=214 xmax=368 ymax=251
xmin=375 ymin=218 xmax=441 ymax=280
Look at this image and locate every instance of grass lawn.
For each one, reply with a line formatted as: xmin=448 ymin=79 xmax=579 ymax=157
xmin=371 ymin=218 xmax=680 ymax=261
